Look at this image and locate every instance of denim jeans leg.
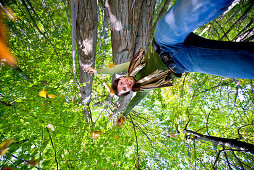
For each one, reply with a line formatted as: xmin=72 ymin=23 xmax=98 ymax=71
xmin=173 ymin=43 xmax=254 ymax=79
xmin=154 ymin=0 xmax=234 ymax=49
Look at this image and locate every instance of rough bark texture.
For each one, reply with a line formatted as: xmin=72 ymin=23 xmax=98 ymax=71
xmin=185 ymin=130 xmax=254 ymax=154
xmin=106 ymin=0 xmax=155 ymax=119
xmin=76 ymin=0 xmax=97 ymax=123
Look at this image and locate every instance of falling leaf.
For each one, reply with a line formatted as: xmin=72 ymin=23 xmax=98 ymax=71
xmin=108 ymin=115 xmax=112 ymax=119
xmin=26 ymin=159 xmax=39 ymax=166
xmin=48 ymin=94 xmax=56 ymax=98
xmin=0 ymin=36 xmax=17 ymax=67
xmin=1 ymin=167 xmax=14 ymax=170
xmin=39 ymin=89 xmax=47 ymax=98
xmin=47 ymin=124 xmax=55 ymax=131
xmin=92 ymin=131 xmax=103 ymax=139
xmin=167 ymin=133 xmax=177 ymax=138
xmin=0 ymin=15 xmax=17 ymax=66
xmin=0 ymin=139 xmax=14 ymax=156
xmin=117 ymin=116 xmax=126 ymax=128
xmin=114 ymin=135 xmax=119 ymax=139
xmin=103 ymin=82 xmax=115 ymax=97
xmin=108 ymin=63 xmax=115 ymax=68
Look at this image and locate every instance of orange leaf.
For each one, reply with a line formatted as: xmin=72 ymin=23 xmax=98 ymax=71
xmin=48 ymin=94 xmax=56 ymax=98
xmin=117 ymin=116 xmax=126 ymax=128
xmin=107 ymin=63 xmax=115 ymax=68
xmin=0 ymin=139 xmax=14 ymax=156
xmin=92 ymin=131 xmax=103 ymax=139
xmin=39 ymin=89 xmax=47 ymax=98
xmin=0 ymin=17 xmax=17 ymax=67
xmin=26 ymin=159 xmax=39 ymax=166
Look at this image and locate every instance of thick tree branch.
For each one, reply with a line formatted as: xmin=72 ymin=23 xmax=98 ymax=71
xmin=184 ymin=129 xmax=254 ymax=154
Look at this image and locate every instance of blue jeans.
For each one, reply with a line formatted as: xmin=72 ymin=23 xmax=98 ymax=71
xmin=154 ymin=0 xmax=254 ymax=79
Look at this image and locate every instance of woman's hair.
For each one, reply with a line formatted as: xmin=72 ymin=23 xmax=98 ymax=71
xmin=111 ymin=77 xmax=130 ymax=96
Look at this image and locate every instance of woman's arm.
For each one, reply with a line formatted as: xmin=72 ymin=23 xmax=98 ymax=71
xmin=123 ymin=90 xmax=150 ymax=116
xmin=85 ymin=62 xmax=130 ymax=75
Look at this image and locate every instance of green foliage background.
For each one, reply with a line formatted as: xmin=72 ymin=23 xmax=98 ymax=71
xmin=0 ymin=0 xmax=253 ymax=169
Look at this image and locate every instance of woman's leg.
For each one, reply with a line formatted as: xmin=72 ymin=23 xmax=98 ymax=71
xmin=154 ymin=0 xmax=234 ymax=50
xmin=171 ymin=34 xmax=254 ymax=79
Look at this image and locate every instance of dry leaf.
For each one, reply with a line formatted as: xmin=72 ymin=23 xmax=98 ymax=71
xmin=108 ymin=115 xmax=112 ymax=119
xmin=117 ymin=116 xmax=126 ymax=128
xmin=47 ymin=124 xmax=55 ymax=131
xmin=26 ymin=159 xmax=39 ymax=166
xmin=114 ymin=135 xmax=119 ymax=139
xmin=0 ymin=15 xmax=17 ymax=66
xmin=39 ymin=89 xmax=47 ymax=98
xmin=0 ymin=37 xmax=17 ymax=67
xmin=167 ymin=133 xmax=177 ymax=138
xmin=92 ymin=131 xmax=103 ymax=139
xmin=48 ymin=94 xmax=56 ymax=98
xmin=0 ymin=139 xmax=14 ymax=156
xmin=103 ymin=82 xmax=115 ymax=97
xmin=1 ymin=167 xmax=14 ymax=170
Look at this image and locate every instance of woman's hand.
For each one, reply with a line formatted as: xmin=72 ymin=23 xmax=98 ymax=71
xmin=85 ymin=66 xmax=97 ymax=74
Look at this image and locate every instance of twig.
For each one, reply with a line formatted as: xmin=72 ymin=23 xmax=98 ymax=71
xmin=230 ymin=150 xmax=244 ymax=169
xmin=20 ymin=0 xmax=64 ymax=67
xmin=46 ymin=128 xmax=59 ymax=170
xmin=220 ymin=1 xmax=254 ymax=40
xmin=212 ymin=149 xmax=223 ymax=169
xmin=222 ymin=146 xmax=233 ymax=170
xmin=129 ymin=113 xmax=140 ymax=169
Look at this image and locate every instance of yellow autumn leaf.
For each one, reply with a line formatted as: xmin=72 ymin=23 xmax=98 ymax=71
xmin=39 ymin=89 xmax=47 ymax=98
xmin=107 ymin=63 xmax=115 ymax=68
xmin=26 ymin=159 xmax=39 ymax=166
xmin=117 ymin=116 xmax=126 ymax=128
xmin=48 ymin=94 xmax=56 ymax=98
xmin=92 ymin=131 xmax=103 ymax=139
xmin=0 ymin=139 xmax=14 ymax=156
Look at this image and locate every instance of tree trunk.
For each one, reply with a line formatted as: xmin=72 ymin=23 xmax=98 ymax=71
xmin=184 ymin=129 xmax=254 ymax=154
xmin=106 ymin=0 xmax=155 ymax=119
xmin=76 ymin=0 xmax=97 ymax=123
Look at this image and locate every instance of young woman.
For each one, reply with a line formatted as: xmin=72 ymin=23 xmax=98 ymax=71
xmin=86 ymin=0 xmax=254 ymax=115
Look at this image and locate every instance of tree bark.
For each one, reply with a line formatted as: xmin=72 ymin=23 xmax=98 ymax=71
xmin=76 ymin=0 xmax=97 ymax=123
xmin=184 ymin=129 xmax=254 ymax=154
xmin=106 ymin=0 xmax=155 ymax=119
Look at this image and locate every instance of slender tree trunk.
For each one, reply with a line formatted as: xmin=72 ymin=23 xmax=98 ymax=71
xmin=76 ymin=0 xmax=97 ymax=123
xmin=184 ymin=129 xmax=254 ymax=154
xmin=106 ymin=0 xmax=155 ymax=119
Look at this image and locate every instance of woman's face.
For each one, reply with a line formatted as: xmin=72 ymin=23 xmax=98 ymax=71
xmin=117 ymin=77 xmax=135 ymax=95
